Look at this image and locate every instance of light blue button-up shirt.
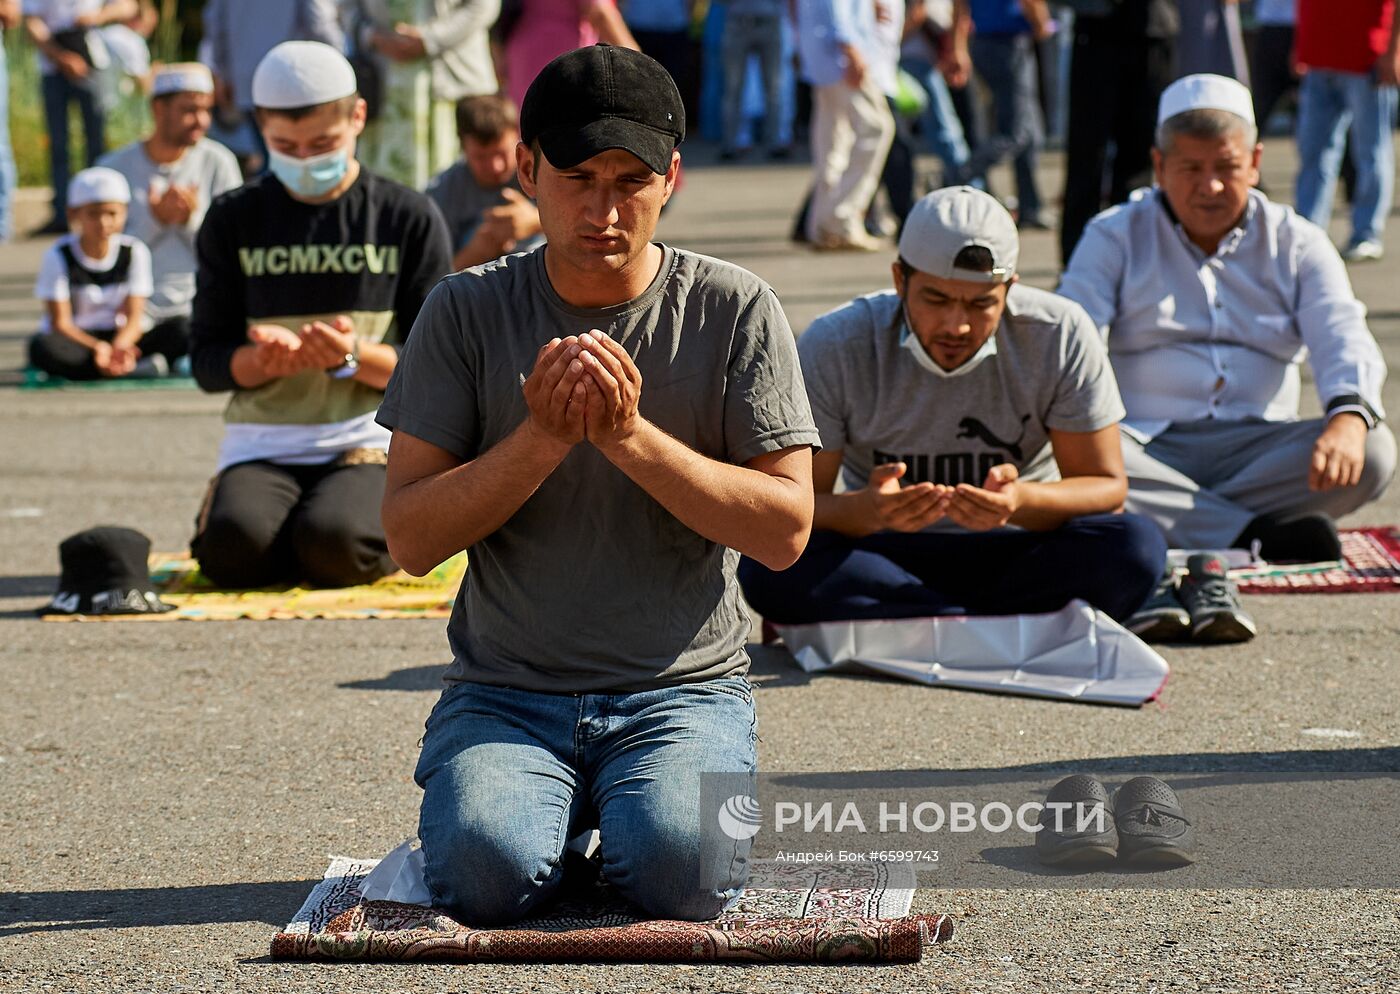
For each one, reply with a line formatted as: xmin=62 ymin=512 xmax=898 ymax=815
xmin=795 ymin=0 xmax=884 ymax=87
xmin=1058 ymin=188 xmax=1387 ymax=442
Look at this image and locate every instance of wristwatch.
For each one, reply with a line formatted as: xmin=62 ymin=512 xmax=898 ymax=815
xmin=328 ymin=338 xmax=360 ymax=379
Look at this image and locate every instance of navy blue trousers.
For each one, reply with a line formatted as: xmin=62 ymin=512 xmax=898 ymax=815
xmin=739 ymin=513 xmax=1166 ymax=624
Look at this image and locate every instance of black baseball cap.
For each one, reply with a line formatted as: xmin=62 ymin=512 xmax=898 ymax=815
xmin=520 ymin=44 xmax=685 ymax=175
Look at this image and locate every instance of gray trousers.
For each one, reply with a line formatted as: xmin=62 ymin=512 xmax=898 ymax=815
xmin=1122 ymin=418 xmax=1398 ymax=549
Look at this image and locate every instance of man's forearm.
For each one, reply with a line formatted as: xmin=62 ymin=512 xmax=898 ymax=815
xmin=96 ymin=1 xmax=140 ymax=26
xmin=1011 ymin=476 xmax=1125 ymax=531
xmin=813 ymin=490 xmax=875 ymax=537
xmin=383 ymin=419 xmax=570 ymax=574
xmin=599 ymin=420 xmax=812 ymax=569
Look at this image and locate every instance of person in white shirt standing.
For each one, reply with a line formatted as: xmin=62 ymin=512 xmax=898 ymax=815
xmin=1059 ymin=74 xmax=1395 ymax=637
xmin=23 ymin=0 xmax=139 ymax=234
xmin=796 ymin=0 xmax=896 ymax=250
xmin=98 ymin=64 xmax=243 ymax=370
xmin=28 ymin=167 xmax=178 ymax=381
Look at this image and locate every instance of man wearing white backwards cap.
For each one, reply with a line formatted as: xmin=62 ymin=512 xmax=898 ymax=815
xmin=1059 ymin=73 xmax=1395 ymax=640
xmin=29 ymin=167 xmax=181 ymax=381
xmin=740 ymin=186 xmax=1166 ymax=628
xmin=188 ymin=41 xmax=451 ymax=590
xmin=98 ymin=64 xmax=242 ymax=364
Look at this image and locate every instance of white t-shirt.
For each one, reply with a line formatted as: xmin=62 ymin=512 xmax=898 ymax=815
xmin=98 ymin=138 xmax=244 ymax=322
xmin=34 ymin=233 xmax=154 ymax=333
xmin=22 ymin=0 xmax=107 ymax=75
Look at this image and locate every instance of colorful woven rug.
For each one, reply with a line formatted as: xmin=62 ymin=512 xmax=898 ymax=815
xmin=40 ymin=553 xmax=465 ymax=621
xmin=1233 ymin=527 xmax=1400 ymax=594
xmin=271 ymin=856 xmax=953 ymax=964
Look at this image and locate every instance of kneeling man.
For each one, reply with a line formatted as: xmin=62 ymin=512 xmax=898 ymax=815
xmin=740 ymin=187 xmax=1165 ymax=626
xmin=1059 ymin=74 xmax=1395 ymax=564
xmin=378 ymin=47 xmax=818 ymax=924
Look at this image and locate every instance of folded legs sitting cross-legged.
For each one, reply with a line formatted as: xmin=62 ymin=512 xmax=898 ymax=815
xmin=742 ymin=187 xmax=1166 ymax=630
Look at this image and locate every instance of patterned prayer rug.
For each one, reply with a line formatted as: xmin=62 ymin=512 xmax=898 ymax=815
xmin=1233 ymin=527 xmax=1400 ymax=594
xmin=40 ymin=553 xmax=466 ymax=621
xmin=271 ymin=857 xmax=953 ymax=964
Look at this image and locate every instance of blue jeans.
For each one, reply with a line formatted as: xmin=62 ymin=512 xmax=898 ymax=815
xmin=0 ymin=39 xmax=16 ymax=241
xmin=899 ymin=53 xmax=971 ymax=181
xmin=738 ymin=513 xmax=1167 ymax=624
xmin=1295 ymin=68 xmax=1398 ymax=246
xmin=41 ymin=72 xmax=105 ymax=215
xmin=963 ymin=33 xmax=1044 ymax=219
xmin=720 ymin=11 xmax=786 ymax=151
xmin=415 ymin=676 xmax=758 ymax=926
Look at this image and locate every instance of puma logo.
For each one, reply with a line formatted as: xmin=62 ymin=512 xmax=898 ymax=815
xmin=956 ymin=415 xmax=1030 ymax=461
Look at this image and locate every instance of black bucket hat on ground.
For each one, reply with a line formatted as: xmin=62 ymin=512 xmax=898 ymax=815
xmin=520 ymin=43 xmax=685 ymax=175
xmin=45 ymin=526 xmax=176 ymax=616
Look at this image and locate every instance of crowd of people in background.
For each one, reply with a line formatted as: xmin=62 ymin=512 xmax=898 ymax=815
xmin=0 ymin=3 xmax=1396 ymax=259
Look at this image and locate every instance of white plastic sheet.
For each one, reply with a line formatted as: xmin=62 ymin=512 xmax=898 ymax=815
xmin=773 ymin=599 xmax=1169 ymax=706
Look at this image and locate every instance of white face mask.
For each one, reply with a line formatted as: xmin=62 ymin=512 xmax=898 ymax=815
xmin=899 ymin=298 xmax=998 ymax=378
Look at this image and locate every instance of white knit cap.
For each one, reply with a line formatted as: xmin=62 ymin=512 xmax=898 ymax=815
xmin=1157 ymin=73 xmax=1255 ymax=127
xmin=152 ymin=62 xmax=214 ymax=97
xmin=67 ymin=167 xmax=131 ymax=208
xmin=251 ymin=41 xmax=357 ymax=110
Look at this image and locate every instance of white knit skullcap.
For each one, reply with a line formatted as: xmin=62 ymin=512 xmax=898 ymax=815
xmin=251 ymin=41 xmax=356 ymax=110
xmin=1158 ymin=74 xmax=1255 ymax=127
xmin=152 ymin=62 xmax=214 ymax=97
xmin=68 ymin=167 xmax=131 ymax=208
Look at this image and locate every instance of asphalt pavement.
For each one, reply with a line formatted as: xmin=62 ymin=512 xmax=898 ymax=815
xmin=2 ymin=140 xmax=1398 ymax=993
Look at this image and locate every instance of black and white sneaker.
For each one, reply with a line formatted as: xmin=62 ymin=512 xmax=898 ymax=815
xmin=1034 ymin=774 xmax=1118 ymax=868
xmin=1178 ymin=553 xmax=1257 ymax=643
xmin=1113 ymin=776 xmax=1195 ymax=868
xmin=1124 ymin=572 xmax=1191 ymax=642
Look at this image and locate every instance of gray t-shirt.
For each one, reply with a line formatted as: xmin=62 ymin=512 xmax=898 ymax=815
xmin=800 ymin=283 xmax=1124 ymax=502
xmin=425 ymin=161 xmax=544 ymax=256
xmin=98 ymin=137 xmax=244 ymax=323
xmin=378 ymin=245 xmax=820 ymax=693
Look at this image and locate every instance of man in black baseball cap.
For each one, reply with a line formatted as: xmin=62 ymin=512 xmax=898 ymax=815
xmin=519 ymin=43 xmax=685 ymax=177
xmin=376 ymin=44 xmax=819 ymax=926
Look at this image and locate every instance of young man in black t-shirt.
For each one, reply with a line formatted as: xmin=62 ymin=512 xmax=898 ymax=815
xmin=189 ymin=41 xmax=451 ymax=589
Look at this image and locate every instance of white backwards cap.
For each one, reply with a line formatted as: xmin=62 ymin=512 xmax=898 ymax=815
xmin=67 ymin=167 xmax=131 ymax=209
xmin=152 ymin=62 xmax=214 ymax=97
xmin=251 ymin=41 xmax=357 ymax=110
xmin=898 ymin=186 xmax=1018 ymax=283
xmin=1157 ymin=73 xmax=1255 ymax=127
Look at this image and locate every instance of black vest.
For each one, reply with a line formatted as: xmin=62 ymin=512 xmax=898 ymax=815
xmin=60 ymin=242 xmax=133 ymax=289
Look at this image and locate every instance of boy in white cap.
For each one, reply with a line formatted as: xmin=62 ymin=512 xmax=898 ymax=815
xmin=98 ymin=63 xmax=243 ymax=367
xmin=1059 ymin=73 xmax=1394 ymax=641
xmin=739 ymin=187 xmax=1165 ymax=633
xmin=29 ymin=166 xmax=178 ymax=381
xmin=189 ymin=41 xmax=451 ymax=590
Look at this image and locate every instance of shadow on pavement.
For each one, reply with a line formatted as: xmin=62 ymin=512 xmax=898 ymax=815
xmin=338 ymin=643 xmax=816 ymax=693
xmin=0 ymin=879 xmax=321 ymax=936
xmin=339 ymin=664 xmax=444 ymax=692
xmin=0 ymin=575 xmax=57 ymax=598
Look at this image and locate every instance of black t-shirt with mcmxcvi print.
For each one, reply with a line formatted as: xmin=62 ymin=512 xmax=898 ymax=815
xmin=190 ymin=169 xmax=451 ymax=428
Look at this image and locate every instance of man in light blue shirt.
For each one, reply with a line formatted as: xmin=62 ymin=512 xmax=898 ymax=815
xmin=795 ymin=0 xmax=895 ymax=249
xmin=1060 ymin=74 xmax=1395 ymax=565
